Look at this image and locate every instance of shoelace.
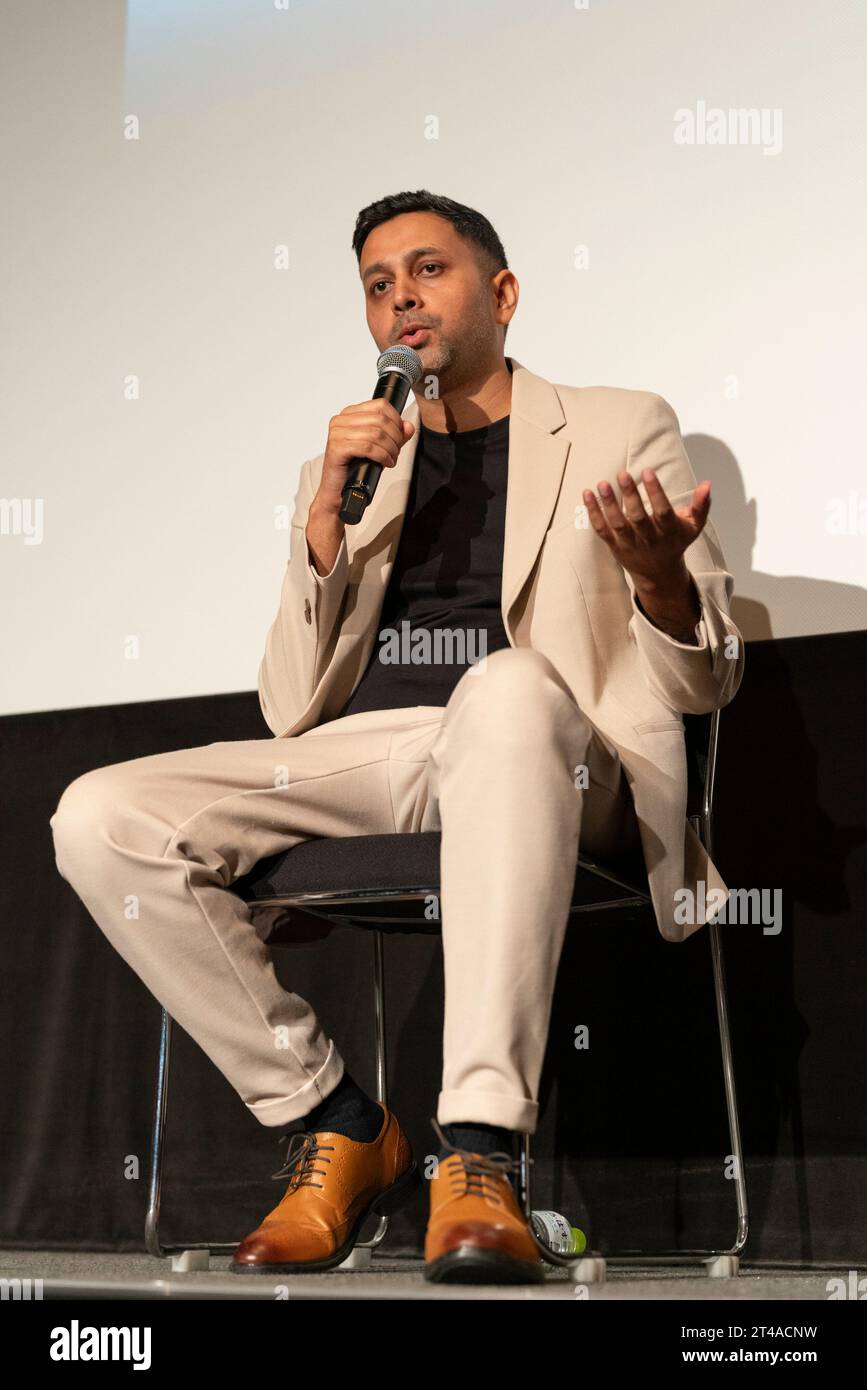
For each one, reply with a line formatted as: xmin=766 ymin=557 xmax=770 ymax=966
xmin=269 ymin=1129 xmax=334 ymax=1190
xmin=430 ymin=1116 xmax=532 ymax=1205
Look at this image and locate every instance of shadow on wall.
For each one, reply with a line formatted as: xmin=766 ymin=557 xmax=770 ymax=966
xmin=683 ymin=433 xmax=867 ymax=640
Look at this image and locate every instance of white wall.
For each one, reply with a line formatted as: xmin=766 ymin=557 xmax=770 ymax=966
xmin=2 ymin=0 xmax=865 ymax=716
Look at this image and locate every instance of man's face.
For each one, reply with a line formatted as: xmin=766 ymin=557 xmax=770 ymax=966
xmin=359 ymin=211 xmax=505 ymax=381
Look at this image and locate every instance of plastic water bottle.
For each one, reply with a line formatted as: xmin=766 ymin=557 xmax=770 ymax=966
xmin=530 ymin=1210 xmax=587 ymax=1254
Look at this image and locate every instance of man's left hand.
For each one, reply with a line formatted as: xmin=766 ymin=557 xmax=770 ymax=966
xmin=582 ymin=468 xmax=710 ymax=644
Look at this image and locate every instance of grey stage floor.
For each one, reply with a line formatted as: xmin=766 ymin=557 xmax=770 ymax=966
xmin=0 ymin=1249 xmax=850 ymax=1300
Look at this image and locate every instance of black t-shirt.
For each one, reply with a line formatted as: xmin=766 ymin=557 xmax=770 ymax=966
xmin=331 ymin=410 xmax=512 ymax=719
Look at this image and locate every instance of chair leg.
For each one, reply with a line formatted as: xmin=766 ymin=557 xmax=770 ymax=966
xmin=352 ymin=928 xmax=390 ymax=1256
xmin=708 ymin=919 xmax=750 ymax=1255
xmin=518 ymin=1128 xmax=604 ymax=1276
xmin=518 ymin=1131 xmax=533 ymax=1217
xmin=145 ymin=1008 xmax=173 ymax=1259
xmin=145 ymin=1007 xmax=234 ymax=1268
xmin=372 ymin=927 xmax=388 ymax=1110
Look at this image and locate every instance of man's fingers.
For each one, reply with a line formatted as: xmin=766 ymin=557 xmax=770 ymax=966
xmin=596 ymin=479 xmax=630 ymax=532
xmin=679 ymin=481 xmax=712 ymax=535
xmin=582 ymin=489 xmax=617 ymax=544
xmin=334 ymin=401 xmax=406 ymax=452
xmin=337 ymin=422 xmax=405 ymax=456
xmin=691 ymin=480 xmax=712 ymax=522
xmin=641 ymin=468 xmax=678 ymax=526
xmin=617 ymin=471 xmax=654 ymax=528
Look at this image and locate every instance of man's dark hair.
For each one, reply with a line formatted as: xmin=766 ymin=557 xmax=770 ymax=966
xmin=352 ymin=189 xmax=510 ymax=341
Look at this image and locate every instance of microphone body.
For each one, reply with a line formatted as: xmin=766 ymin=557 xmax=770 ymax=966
xmin=338 ymin=346 xmax=424 ymax=524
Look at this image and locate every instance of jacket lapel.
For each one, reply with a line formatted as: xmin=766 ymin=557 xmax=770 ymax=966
xmin=342 ymin=355 xmax=571 ymax=639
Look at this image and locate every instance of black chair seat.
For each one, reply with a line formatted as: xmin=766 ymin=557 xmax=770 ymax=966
xmin=229 ymin=716 xmax=714 ymax=941
xmin=231 ymin=831 xmax=651 ymax=939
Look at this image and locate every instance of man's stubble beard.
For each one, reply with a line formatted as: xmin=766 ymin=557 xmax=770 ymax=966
xmin=418 ymin=304 xmax=498 ymax=397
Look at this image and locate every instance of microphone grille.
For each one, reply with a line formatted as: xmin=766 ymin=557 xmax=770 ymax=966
xmin=375 ymin=345 xmax=424 ymax=385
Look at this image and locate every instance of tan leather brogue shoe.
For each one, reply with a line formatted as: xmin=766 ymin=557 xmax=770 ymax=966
xmin=424 ymin=1119 xmax=546 ymax=1284
xmin=229 ymin=1102 xmax=420 ymax=1274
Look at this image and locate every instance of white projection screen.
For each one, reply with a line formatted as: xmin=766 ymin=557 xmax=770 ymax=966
xmin=2 ymin=0 xmax=865 ymax=717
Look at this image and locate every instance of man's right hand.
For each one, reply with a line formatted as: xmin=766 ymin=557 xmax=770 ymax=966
xmin=306 ymin=398 xmax=415 ymax=575
xmin=315 ymin=398 xmax=415 ymax=515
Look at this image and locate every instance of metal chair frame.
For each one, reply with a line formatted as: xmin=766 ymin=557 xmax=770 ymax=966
xmin=146 ymin=708 xmax=749 ymax=1278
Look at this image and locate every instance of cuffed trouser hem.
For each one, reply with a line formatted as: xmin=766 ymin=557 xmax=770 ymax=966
xmin=244 ymin=1039 xmax=346 ymax=1128
xmin=437 ymin=1088 xmax=539 ymax=1135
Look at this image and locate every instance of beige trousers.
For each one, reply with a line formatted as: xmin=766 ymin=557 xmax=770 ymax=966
xmin=49 ymin=648 xmax=637 ymax=1135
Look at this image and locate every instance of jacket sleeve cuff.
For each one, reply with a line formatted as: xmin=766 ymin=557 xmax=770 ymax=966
xmin=303 ymin=530 xmax=350 ymax=639
xmin=632 ymin=587 xmax=709 ymax=651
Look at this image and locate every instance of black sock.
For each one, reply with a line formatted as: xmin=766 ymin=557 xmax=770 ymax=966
xmin=299 ymin=1069 xmax=384 ymax=1143
xmin=436 ymin=1121 xmax=515 ymax=1163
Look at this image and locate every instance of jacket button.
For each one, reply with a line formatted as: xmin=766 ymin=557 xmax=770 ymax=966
xmin=304 ymin=598 xmax=312 ymax=624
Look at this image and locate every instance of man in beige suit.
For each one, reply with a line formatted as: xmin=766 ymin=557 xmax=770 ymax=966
xmin=50 ymin=189 xmax=744 ymax=1285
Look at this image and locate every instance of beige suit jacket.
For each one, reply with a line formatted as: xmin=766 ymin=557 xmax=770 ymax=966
xmin=258 ymin=356 xmax=745 ymax=943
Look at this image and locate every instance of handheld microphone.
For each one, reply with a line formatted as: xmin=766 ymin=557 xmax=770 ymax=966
xmin=338 ymin=345 xmax=424 ymax=525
